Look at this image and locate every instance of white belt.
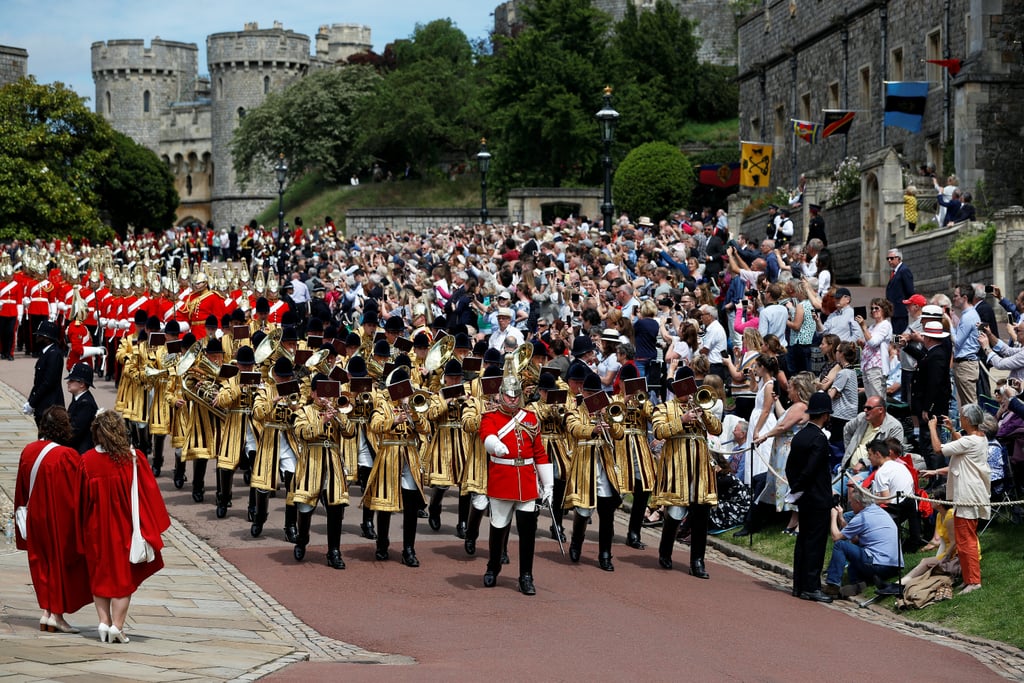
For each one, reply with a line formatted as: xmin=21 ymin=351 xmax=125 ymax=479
xmin=489 ymin=456 xmax=535 ymax=466
xmin=30 ymin=297 xmax=48 ymax=303
xmin=0 ymin=299 xmax=15 ymax=304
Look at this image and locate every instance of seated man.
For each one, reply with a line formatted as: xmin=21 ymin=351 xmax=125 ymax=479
xmin=867 ymin=437 xmax=924 ymax=552
xmin=834 ymin=396 xmax=906 ymax=495
xmin=824 ymin=484 xmax=904 ymax=598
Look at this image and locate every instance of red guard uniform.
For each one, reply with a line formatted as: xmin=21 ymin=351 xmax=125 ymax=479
xmin=66 ymin=320 xmax=92 ymax=370
xmin=185 ymin=288 xmax=225 ymax=340
xmin=480 ymin=409 xmax=548 ymax=501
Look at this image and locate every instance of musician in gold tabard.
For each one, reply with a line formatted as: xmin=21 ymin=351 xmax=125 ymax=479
xmin=364 ymin=367 xmax=430 ymax=566
xmin=423 ymin=359 xmax=471 ymax=537
xmin=292 ymin=374 xmax=351 ymax=569
xmin=614 ymin=365 xmax=657 ymax=550
xmin=563 ymin=373 xmax=624 ymax=572
xmin=181 ymin=337 xmax=225 ymax=503
xmin=530 ymin=371 xmax=574 ymax=542
xmin=460 ymin=365 xmax=500 ymax=556
xmin=212 ymin=345 xmax=259 ymax=520
xmin=344 ymin=357 xmax=379 ymax=540
xmin=651 ymin=367 xmax=722 ymax=579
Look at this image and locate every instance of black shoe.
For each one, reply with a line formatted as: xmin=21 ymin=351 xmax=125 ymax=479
xmin=464 ymin=538 xmax=476 ymax=555
xmin=173 ymin=475 xmax=185 ymax=490
xmin=799 ymin=590 xmax=834 ymax=603
xmin=428 ymin=507 xmax=441 ymax=531
xmin=250 ymin=523 xmax=263 ymax=537
xmin=501 ymin=550 xmax=510 ymax=565
xmin=401 ymin=547 xmax=420 ymax=567
xmin=690 ymin=559 xmax=710 ymax=579
xmin=732 ymin=527 xmax=753 ymax=537
xmin=625 ymin=531 xmax=646 ymax=550
xmin=360 ymin=522 xmax=377 ymax=540
xmin=483 ymin=569 xmax=498 ymax=587
xmin=247 ymin=506 xmax=256 ymax=523
xmin=569 ymin=543 xmax=582 ymax=563
xmin=550 ymin=524 xmax=566 ymax=543
xmin=417 ymin=508 xmax=429 ymax=519
xmin=243 ymin=471 xmax=251 ymax=486
xmin=216 ymin=504 xmax=227 ymax=519
xmin=375 ymin=547 xmax=390 ymax=561
xmin=293 ymin=545 xmax=306 ymax=561
xmin=455 ymin=521 xmax=467 ymax=539
xmin=326 ymin=549 xmax=346 ymax=569
xmin=518 ymin=574 xmax=536 ymax=596
xmin=658 ymin=556 xmax=673 ymax=570
xmin=152 ymin=465 xmax=161 ymax=477
xmin=284 ymin=525 xmax=298 ymax=544
xmin=598 ymin=552 xmax=614 ymax=572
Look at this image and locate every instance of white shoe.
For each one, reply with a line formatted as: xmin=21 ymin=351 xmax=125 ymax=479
xmin=107 ymin=625 xmax=129 ymax=643
xmin=98 ymin=624 xmax=110 ymax=642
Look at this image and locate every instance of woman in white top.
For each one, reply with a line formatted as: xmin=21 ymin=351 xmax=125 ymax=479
xmin=814 ymin=251 xmax=833 ymax=298
xmin=723 ymin=327 xmax=763 ymax=421
xmin=923 ymin=404 xmax=991 ymax=594
xmin=856 ymin=298 xmax=893 ymax=400
xmin=741 ymin=355 xmax=779 ymax=487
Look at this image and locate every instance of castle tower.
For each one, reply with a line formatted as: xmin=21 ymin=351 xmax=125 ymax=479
xmin=0 ymin=45 xmax=29 ymax=88
xmin=91 ymin=39 xmax=199 ymax=151
xmin=207 ymin=22 xmax=310 ymax=228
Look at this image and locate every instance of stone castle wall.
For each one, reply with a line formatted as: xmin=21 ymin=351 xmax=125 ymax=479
xmin=0 ymin=45 xmax=28 ymax=87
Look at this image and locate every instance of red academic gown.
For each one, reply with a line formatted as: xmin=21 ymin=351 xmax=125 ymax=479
xmin=479 ymin=409 xmax=549 ymax=502
xmin=79 ymin=448 xmax=170 ymax=598
xmin=14 ymin=439 xmax=92 ymax=614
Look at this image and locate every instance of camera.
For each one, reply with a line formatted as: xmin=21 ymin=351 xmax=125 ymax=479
xmin=986 ymin=284 xmax=995 ymax=294
xmin=975 ymin=322 xmax=987 ymax=331
xmin=832 ymin=493 xmax=842 ymax=508
xmin=894 ymin=334 xmax=905 ymax=345
xmin=745 ymin=289 xmax=758 ymax=299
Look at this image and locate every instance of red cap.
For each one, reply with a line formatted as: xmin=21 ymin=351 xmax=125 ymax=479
xmin=902 ymin=294 xmax=927 ymax=306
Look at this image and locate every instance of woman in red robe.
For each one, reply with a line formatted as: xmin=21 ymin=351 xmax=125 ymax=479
xmin=14 ymin=407 xmax=92 ymax=633
xmin=79 ymin=410 xmax=170 ymax=643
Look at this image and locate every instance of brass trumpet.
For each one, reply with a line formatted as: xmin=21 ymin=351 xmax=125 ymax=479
xmin=606 ymin=402 xmax=626 ymax=424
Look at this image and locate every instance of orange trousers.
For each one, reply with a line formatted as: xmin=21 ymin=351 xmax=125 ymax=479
xmin=954 ymin=516 xmax=981 ymax=585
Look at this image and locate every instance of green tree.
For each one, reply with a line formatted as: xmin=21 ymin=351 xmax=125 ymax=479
xmin=486 ymin=0 xmax=612 ymax=188
xmin=612 ymin=141 xmax=694 ymax=220
xmin=0 ymin=77 xmax=114 ymax=241
xmin=231 ymin=66 xmax=380 ymax=187
xmin=99 ymin=130 xmax=178 ymax=234
xmin=355 ymin=19 xmax=487 ymax=175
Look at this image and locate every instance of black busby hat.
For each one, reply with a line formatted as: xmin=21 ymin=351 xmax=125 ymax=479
xmin=373 ymin=339 xmax=391 ymax=357
xmin=347 ymin=356 xmax=368 ymax=378
xmin=454 ymin=333 xmax=472 ymax=350
xmin=567 ymin=362 xmax=588 ymax=382
xmin=135 ymin=309 xmax=150 ymax=325
xmin=205 ymin=337 xmax=224 ymax=355
xmin=164 ymin=320 xmax=180 ymax=336
xmin=281 ymin=311 xmax=298 ymax=327
xmin=443 ymin=359 xmax=463 ymax=376
xmin=413 ymin=332 xmax=430 ymax=349
xmin=483 ymin=348 xmax=504 ymax=366
xmin=345 ymin=332 xmax=361 ymax=347
xmin=385 ymin=315 xmax=405 ymax=333
xmin=582 ymin=373 xmax=601 ymax=393
xmin=255 ymin=297 xmax=270 ymax=314
xmin=394 ymin=353 xmax=412 ymax=369
xmin=281 ymin=326 xmax=299 ymax=343
xmin=273 ymin=356 xmax=294 ymax=377
xmin=675 ymin=365 xmax=695 ymax=382
xmin=482 ymin=365 xmax=503 ymax=378
xmin=235 ymin=345 xmax=256 ymax=365
xmin=619 ymin=363 xmax=639 ymax=381
xmin=537 ymin=372 xmax=557 ymax=392
xmin=204 ymin=314 xmax=218 ymax=328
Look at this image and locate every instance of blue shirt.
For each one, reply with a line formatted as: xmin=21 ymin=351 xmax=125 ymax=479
xmin=842 ymin=504 xmax=903 ymax=568
xmin=953 ymin=305 xmax=981 ymax=358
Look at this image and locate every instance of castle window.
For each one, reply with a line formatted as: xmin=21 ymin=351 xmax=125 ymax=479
xmin=217 ymin=77 xmax=223 ymax=99
xmin=890 ymin=47 xmax=904 ymax=81
xmin=143 ymin=90 xmax=151 ymax=113
xmin=773 ymin=104 xmax=785 ymax=154
xmin=105 ymin=91 xmax=111 ymax=115
xmin=238 ymin=107 xmax=246 ymax=120
xmin=264 ymin=75 xmax=270 ymax=94
xmin=186 ymin=174 xmax=193 ymax=197
xmin=926 ymin=29 xmax=942 ymax=85
xmin=800 ymin=92 xmax=811 ymax=121
xmin=750 ymin=117 xmax=761 ymax=141
xmin=827 ymin=81 xmax=840 ymax=110
xmin=859 ymin=65 xmax=872 ymax=121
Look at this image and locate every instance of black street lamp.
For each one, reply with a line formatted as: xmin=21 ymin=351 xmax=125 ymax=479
xmin=477 ymin=138 xmax=492 ymax=225
xmin=595 ymin=86 xmax=620 ymax=231
xmin=274 ymin=153 xmax=288 ymax=233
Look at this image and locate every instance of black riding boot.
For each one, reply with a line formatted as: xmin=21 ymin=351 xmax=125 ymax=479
xmin=688 ymin=504 xmax=710 ymax=579
xmin=427 ymin=488 xmax=445 ymax=531
xmin=401 ymin=489 xmax=421 ymax=567
xmin=191 ymin=459 xmax=208 ymax=502
xmin=360 ymin=504 xmax=377 ymax=539
xmin=627 ymin=486 xmax=651 ymax=549
xmin=282 ymin=471 xmax=297 ymax=542
xmin=326 ymin=505 xmax=346 ymax=569
xmin=465 ymin=505 xmax=485 ymax=555
xmin=375 ymin=511 xmax=392 ymax=561
xmin=456 ymin=494 xmax=470 ymax=539
xmin=483 ymin=523 xmax=507 ymax=587
xmin=151 ymin=434 xmax=166 ymax=477
xmin=243 ymin=450 xmax=255 ymax=485
xmin=569 ymin=511 xmax=589 ymax=563
xmin=215 ymin=468 xmax=233 ymax=519
xmin=247 ymin=486 xmax=257 ymax=522
xmin=597 ymin=496 xmax=617 ymax=571
xmin=251 ymin=491 xmax=269 ymax=537
xmin=173 ymin=449 xmax=186 ymax=489
xmin=659 ymin=515 xmax=682 ymax=569
xmin=515 ymin=510 xmax=538 ymax=595
xmin=294 ymin=509 xmax=313 ymax=561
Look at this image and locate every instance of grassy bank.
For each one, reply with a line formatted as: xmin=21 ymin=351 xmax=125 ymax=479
xmin=717 ymin=518 xmax=1024 ymax=648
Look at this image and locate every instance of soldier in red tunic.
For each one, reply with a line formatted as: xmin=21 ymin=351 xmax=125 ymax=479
xmin=479 ymin=375 xmax=553 ymax=596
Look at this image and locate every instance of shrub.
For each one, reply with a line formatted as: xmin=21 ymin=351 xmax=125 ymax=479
xmin=613 ymin=142 xmax=695 ymax=221
xmin=825 ymin=156 xmax=860 ymax=208
xmin=948 ymin=222 xmax=996 ymax=267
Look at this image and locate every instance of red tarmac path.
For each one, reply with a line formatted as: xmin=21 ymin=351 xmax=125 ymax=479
xmin=3 ymin=312 xmax=1007 ymax=681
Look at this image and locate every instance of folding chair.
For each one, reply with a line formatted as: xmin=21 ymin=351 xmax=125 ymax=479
xmin=980 ymin=443 xmax=1020 ymax=536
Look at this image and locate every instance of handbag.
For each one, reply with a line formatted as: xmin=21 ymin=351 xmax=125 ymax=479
xmin=15 ymin=442 xmax=59 ymax=539
xmin=129 ymin=456 xmax=156 ymax=564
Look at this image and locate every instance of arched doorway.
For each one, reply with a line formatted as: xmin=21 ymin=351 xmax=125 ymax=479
xmin=861 ymin=172 xmax=881 ymax=286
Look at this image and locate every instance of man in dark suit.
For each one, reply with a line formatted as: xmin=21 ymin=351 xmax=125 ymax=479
xmin=785 ymin=391 xmax=835 ymax=603
xmin=25 ymin=321 xmax=64 ymax=425
xmin=885 ymin=248 xmax=914 ymax=334
xmin=909 ymin=321 xmax=953 ymax=468
xmin=66 ymin=363 xmax=98 ymax=453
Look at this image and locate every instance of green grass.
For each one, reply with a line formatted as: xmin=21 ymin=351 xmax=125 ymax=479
xmin=253 ymin=172 xmax=482 ymax=229
xmin=718 ymin=518 xmax=1024 ymax=648
xmin=679 ymin=119 xmax=739 ymax=145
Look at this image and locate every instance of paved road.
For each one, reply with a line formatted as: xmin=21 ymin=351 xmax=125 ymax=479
xmin=1 ymin=306 xmax=1022 ymax=681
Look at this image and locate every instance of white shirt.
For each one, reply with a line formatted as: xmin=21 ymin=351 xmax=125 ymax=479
xmin=872 ymin=459 xmax=915 ymax=498
xmin=701 ymin=320 xmax=727 ymax=363
xmin=489 ymin=324 xmax=524 ymax=351
xmin=290 ymin=278 xmax=310 ymax=304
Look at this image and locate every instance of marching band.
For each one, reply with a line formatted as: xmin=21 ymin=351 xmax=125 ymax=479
xmin=13 ymin=243 xmax=722 ymax=595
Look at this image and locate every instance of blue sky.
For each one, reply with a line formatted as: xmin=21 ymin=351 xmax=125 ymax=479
xmin=0 ymin=0 xmax=492 ymax=104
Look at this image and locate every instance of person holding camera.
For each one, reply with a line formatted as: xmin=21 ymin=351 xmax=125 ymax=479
xmin=951 ymin=283 xmax=982 ymax=407
xmin=979 ymin=319 xmax=1024 ymax=383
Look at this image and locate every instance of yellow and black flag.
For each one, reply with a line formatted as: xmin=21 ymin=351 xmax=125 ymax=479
xmin=740 ymin=142 xmax=773 ymax=188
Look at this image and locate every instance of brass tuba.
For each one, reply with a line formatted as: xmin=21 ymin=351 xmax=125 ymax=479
xmin=424 ymin=334 xmax=455 ymax=374
xmin=254 ymin=327 xmax=283 ymax=364
xmin=503 ymin=342 xmax=533 ymax=379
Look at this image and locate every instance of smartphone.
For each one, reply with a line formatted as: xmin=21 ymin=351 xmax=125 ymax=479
xmin=985 ymin=285 xmax=995 ymax=294
xmin=483 ymin=296 xmax=490 ymax=306
xmin=853 ymin=305 xmax=867 ymax=320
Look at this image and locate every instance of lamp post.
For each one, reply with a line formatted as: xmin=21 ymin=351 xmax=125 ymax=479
xmin=274 ymin=153 xmax=288 ymax=233
xmin=595 ymin=86 xmax=619 ymax=231
xmin=477 ymin=138 xmax=492 ymax=225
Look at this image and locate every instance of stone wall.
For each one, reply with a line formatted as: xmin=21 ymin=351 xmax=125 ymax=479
xmin=896 ymin=222 xmax=992 ymax=296
xmin=0 ymin=45 xmax=28 ymax=87
xmin=506 ymin=188 xmax=602 ymax=225
xmin=345 ymin=209 xmax=510 ymax=236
